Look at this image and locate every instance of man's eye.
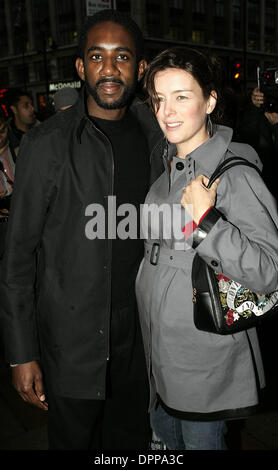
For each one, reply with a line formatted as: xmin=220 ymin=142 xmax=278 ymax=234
xmin=117 ymin=54 xmax=129 ymax=61
xmin=90 ymin=54 xmax=102 ymax=60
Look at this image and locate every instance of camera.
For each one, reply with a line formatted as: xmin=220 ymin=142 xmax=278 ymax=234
xmin=258 ymin=67 xmax=278 ymax=113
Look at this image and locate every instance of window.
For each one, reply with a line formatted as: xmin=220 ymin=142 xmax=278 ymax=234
xmin=232 ymin=0 xmax=241 ymax=23
xmin=0 ymin=68 xmax=9 ymax=88
xmin=192 ymin=0 xmax=205 ymax=14
xmin=0 ymin=0 xmax=8 ymax=56
xmin=56 ymin=0 xmax=77 ymax=45
xmin=58 ymin=55 xmax=76 ymax=80
xmin=168 ymin=0 xmax=185 ymax=40
xmin=13 ymin=63 xmax=29 ymax=86
xmin=146 ymin=0 xmax=161 ymax=38
xmin=116 ymin=0 xmax=130 ymax=12
xmin=192 ymin=30 xmax=205 ymax=44
xmin=265 ymin=0 xmax=276 ymax=52
xmin=33 ymin=61 xmax=46 ymax=83
xmin=32 ymin=0 xmax=51 ymax=49
xmin=214 ymin=0 xmax=225 ymax=45
xmin=12 ymin=1 xmax=28 ymax=54
xmin=265 ymin=0 xmax=276 ymax=29
xmin=214 ymin=0 xmax=224 ymax=17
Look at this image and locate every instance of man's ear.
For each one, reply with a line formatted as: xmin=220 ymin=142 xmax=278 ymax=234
xmin=137 ymin=60 xmax=147 ymax=81
xmin=10 ymin=104 xmax=17 ymax=117
xmin=75 ymin=58 xmax=85 ymax=81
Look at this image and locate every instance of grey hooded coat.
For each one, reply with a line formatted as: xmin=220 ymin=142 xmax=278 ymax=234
xmin=136 ymin=125 xmax=278 ymax=420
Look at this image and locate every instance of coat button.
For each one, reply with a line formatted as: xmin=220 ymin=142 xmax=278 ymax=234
xmin=176 ymin=161 xmax=184 ymax=171
xmin=211 ymin=260 xmax=219 ymax=267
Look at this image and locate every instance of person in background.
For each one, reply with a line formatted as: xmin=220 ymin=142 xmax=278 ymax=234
xmin=0 ymin=110 xmax=16 ymax=257
xmin=8 ymin=89 xmax=39 ymax=150
xmin=136 ymin=46 xmax=278 ymax=450
xmin=0 ymin=9 xmax=163 ymax=450
xmin=235 ymin=85 xmax=278 ymax=199
xmin=53 ymin=87 xmax=79 ymax=112
xmin=0 ymin=110 xmax=16 ymax=357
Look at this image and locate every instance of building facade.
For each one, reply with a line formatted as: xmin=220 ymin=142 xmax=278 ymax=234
xmin=0 ymin=0 xmax=277 ymax=115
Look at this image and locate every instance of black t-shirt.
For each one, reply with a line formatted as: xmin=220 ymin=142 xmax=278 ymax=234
xmin=91 ymin=110 xmax=150 ymax=306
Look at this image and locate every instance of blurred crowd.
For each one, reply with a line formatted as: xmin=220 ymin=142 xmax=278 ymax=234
xmin=0 ymin=86 xmax=79 ymax=257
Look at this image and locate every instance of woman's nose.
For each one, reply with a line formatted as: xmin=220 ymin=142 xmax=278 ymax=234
xmin=164 ymin=100 xmax=175 ymax=117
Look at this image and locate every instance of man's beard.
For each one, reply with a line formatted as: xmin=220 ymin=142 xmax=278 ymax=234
xmin=85 ymin=74 xmax=137 ymax=110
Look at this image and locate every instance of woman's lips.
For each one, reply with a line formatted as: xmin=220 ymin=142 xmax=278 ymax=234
xmin=165 ymin=122 xmax=183 ymax=130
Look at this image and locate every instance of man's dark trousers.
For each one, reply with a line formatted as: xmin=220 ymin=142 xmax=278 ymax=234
xmin=46 ymin=294 xmax=151 ymax=450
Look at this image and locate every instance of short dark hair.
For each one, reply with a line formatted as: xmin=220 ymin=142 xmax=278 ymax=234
xmin=8 ymin=88 xmax=33 ymax=108
xmin=77 ymin=9 xmax=144 ymax=63
xmin=143 ymin=46 xmax=224 ymax=123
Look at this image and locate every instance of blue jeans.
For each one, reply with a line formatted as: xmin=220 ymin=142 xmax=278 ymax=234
xmin=150 ymin=404 xmax=228 ymax=450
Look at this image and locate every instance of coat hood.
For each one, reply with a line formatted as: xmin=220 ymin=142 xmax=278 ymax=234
xmin=164 ymin=125 xmax=263 ymax=178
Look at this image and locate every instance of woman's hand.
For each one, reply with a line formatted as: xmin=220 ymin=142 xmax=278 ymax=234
xmin=181 ymin=175 xmax=219 ymax=224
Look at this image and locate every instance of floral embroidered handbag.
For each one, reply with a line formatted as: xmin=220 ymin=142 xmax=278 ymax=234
xmin=192 ymin=156 xmax=278 ymax=335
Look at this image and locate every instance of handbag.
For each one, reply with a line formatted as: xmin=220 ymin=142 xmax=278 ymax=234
xmin=192 ymin=156 xmax=278 ymax=335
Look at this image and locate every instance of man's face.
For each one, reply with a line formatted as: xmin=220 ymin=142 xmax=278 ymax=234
xmin=0 ymin=120 xmax=8 ymax=150
xmin=76 ymin=21 xmax=146 ymax=117
xmin=12 ymin=95 xmax=36 ymax=128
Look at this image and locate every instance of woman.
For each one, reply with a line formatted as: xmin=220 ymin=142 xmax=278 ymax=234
xmin=136 ymin=47 xmax=278 ymax=450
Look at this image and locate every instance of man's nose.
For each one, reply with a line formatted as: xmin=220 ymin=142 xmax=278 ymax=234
xmin=100 ymin=59 xmax=120 ymax=77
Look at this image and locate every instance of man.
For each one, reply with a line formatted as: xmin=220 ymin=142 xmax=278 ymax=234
xmin=0 ymin=10 xmax=163 ymax=450
xmin=8 ymin=89 xmax=38 ymax=149
xmin=53 ymin=87 xmax=79 ymax=112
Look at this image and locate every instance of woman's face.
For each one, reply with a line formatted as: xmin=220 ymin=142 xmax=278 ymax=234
xmin=154 ymin=68 xmax=216 ymax=156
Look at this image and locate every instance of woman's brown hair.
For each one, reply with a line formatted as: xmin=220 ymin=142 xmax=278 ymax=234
xmin=143 ymin=46 xmax=224 ymax=124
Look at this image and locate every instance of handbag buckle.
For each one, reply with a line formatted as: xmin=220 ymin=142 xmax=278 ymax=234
xmin=192 ymin=287 xmax=197 ymax=303
xmin=150 ymin=243 xmax=160 ymax=266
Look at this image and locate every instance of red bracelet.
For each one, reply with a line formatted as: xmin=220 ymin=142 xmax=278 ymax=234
xmin=182 ymin=206 xmax=213 ymax=239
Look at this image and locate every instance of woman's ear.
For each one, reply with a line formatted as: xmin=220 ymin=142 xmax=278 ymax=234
xmin=207 ymin=90 xmax=217 ymax=114
xmin=138 ymin=60 xmax=147 ymax=81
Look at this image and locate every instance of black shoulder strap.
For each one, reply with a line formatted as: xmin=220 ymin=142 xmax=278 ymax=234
xmin=207 ymin=156 xmax=261 ymax=189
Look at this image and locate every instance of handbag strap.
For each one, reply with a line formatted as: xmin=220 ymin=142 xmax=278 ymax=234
xmin=207 ymin=156 xmax=261 ymax=189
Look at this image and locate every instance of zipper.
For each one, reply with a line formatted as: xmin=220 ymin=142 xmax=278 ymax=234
xmin=88 ymin=120 xmax=114 ymax=363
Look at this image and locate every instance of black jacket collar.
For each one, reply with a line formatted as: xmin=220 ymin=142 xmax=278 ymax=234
xmin=75 ymin=85 xmax=163 ymax=147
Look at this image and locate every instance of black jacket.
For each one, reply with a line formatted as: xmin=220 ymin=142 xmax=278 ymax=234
xmin=235 ymin=102 xmax=278 ymax=199
xmin=0 ymin=88 xmax=164 ymax=399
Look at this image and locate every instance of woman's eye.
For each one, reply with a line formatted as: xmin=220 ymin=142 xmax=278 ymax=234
xmin=157 ymin=96 xmax=164 ymax=102
xmin=177 ymin=95 xmax=188 ymax=100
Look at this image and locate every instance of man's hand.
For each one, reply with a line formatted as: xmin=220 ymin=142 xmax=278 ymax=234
xmin=264 ymin=112 xmax=278 ymax=126
xmin=12 ymin=361 xmax=48 ymax=410
xmin=181 ymin=175 xmax=219 ymax=224
xmin=251 ymin=86 xmax=264 ymax=108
